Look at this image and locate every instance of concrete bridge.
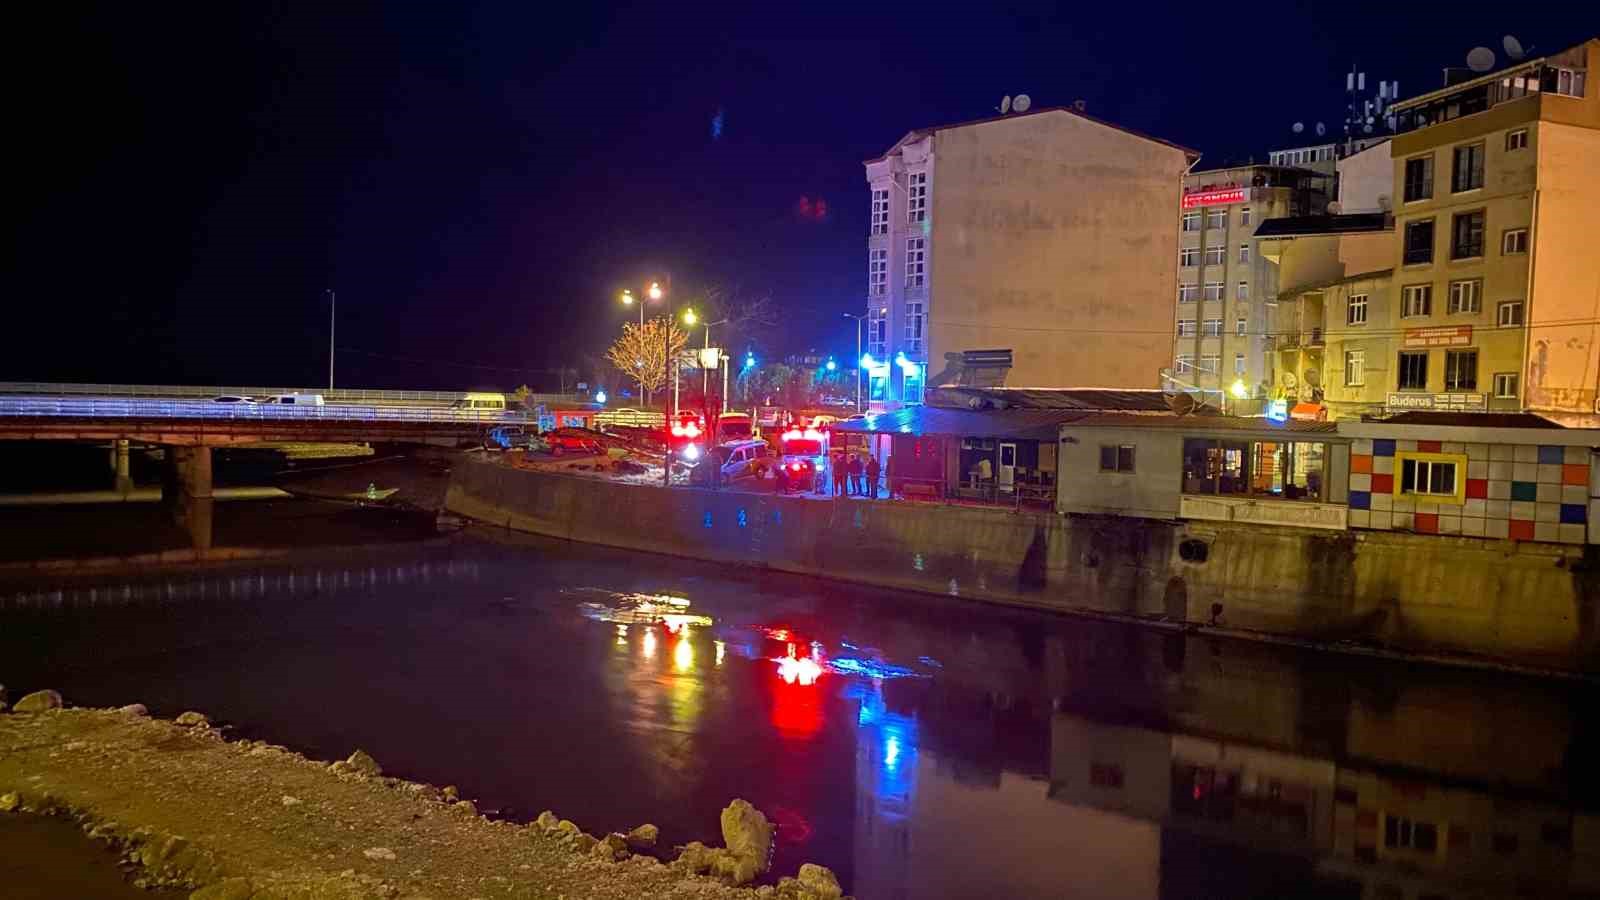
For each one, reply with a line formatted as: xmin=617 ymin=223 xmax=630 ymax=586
xmin=0 ymin=394 xmax=524 ymax=551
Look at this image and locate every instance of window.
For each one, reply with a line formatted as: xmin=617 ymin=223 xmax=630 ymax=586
xmin=1494 ymin=372 xmax=1519 ymax=399
xmin=1237 ymin=281 xmax=1248 ymax=301
xmin=1203 ymin=281 xmax=1224 ymax=301
xmin=1234 ymin=353 xmax=1246 ymax=375
xmin=1206 ymin=209 xmax=1226 ymax=230
xmin=1204 ymin=246 xmax=1225 ymax=266
xmin=1345 ymin=349 xmax=1365 ymax=386
xmin=1452 ymin=142 xmax=1485 ymax=192
xmin=1448 ymin=279 xmax=1481 ymax=314
xmin=868 ymin=248 xmax=888 ymax=296
xmin=1200 ymin=354 xmax=1221 ymax=373
xmin=1175 ymin=354 xmax=1195 ymax=372
xmin=1236 ymin=317 xmax=1248 ymax=337
xmin=1404 ymin=155 xmax=1434 ymax=202
xmin=1238 ymin=244 xmax=1250 ymax=264
xmin=1182 ymin=437 xmax=1327 ymax=501
xmin=1099 ymin=445 xmax=1135 ymax=473
xmin=1178 ymin=284 xmax=1199 ymax=303
xmin=870 ymin=188 xmax=889 ymax=235
xmin=1402 ymin=284 xmax=1432 ymax=318
xmin=906 ymin=172 xmax=927 ymax=222
xmin=1498 ymin=299 xmax=1524 ymax=326
xmin=1398 ymin=350 xmax=1429 ymax=390
xmin=1503 ymin=228 xmax=1528 ymax=254
xmin=1180 ymin=247 xmax=1199 ymax=267
xmin=902 ymin=362 xmax=925 ymax=405
xmin=1399 ymin=455 xmax=1461 ymax=499
xmin=867 ymin=310 xmax=887 ymax=359
xmin=1550 ymin=67 xmax=1587 ymax=98
xmin=1202 ymin=318 xmax=1223 ymax=337
xmin=1182 ymin=211 xmax=1200 ymax=232
xmin=1386 ymin=816 xmax=1441 ymax=853
xmin=1404 ymin=219 xmax=1435 ymax=264
xmin=1348 ymin=293 xmax=1368 ymax=325
xmin=1452 ymin=210 xmax=1486 ymax=259
xmin=905 ymin=237 xmax=925 ymax=287
xmin=1506 ymin=128 xmax=1528 ymax=151
xmin=1177 ymin=318 xmax=1196 ymax=337
xmin=1240 ymin=207 xmax=1252 ymax=227
xmin=904 ymin=300 xmax=924 ymax=354
xmin=1445 ymin=348 xmax=1477 ymax=391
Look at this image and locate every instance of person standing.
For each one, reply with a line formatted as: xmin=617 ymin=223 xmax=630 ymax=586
xmin=848 ymin=453 xmax=864 ymax=497
xmin=831 ymin=451 xmax=847 ymax=497
xmin=865 ymin=454 xmax=881 ymax=500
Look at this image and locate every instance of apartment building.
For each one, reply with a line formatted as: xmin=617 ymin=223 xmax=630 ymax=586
xmin=1384 ymin=38 xmax=1599 ymax=422
xmin=1173 ymin=166 xmax=1329 ymax=398
xmin=864 ymin=107 xmax=1197 ymax=408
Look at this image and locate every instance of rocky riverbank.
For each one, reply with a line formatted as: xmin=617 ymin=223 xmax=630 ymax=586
xmin=0 ymin=690 xmax=848 ymax=900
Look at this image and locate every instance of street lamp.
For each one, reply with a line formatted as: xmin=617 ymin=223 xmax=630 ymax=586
xmin=842 ymin=312 xmax=866 ymax=412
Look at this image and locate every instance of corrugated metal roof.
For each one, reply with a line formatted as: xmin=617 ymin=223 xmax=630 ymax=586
xmin=1064 ymin=413 xmax=1340 ymax=434
xmin=831 ymin=406 xmax=1094 ymax=441
xmin=929 ymin=387 xmax=1173 ymax=411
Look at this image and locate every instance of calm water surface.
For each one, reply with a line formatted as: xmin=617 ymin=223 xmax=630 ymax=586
xmin=4 ymin=523 xmax=1599 ymax=899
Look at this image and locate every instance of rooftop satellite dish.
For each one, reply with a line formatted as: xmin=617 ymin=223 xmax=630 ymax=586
xmin=1363 ymin=123 xmax=1374 ymax=133
xmin=1315 ymin=121 xmax=1326 ymax=137
xmin=1012 ymin=94 xmax=1032 ymax=113
xmin=1167 ymin=393 xmax=1199 ymax=416
xmin=1292 ymin=121 xmax=1304 ymax=134
xmin=1467 ymin=46 xmax=1496 ymax=72
xmin=1504 ymin=35 xmax=1526 ymax=60
xmin=999 ymin=95 xmax=1012 ymax=114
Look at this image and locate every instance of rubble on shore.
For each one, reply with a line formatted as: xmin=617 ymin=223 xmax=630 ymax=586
xmin=0 ymin=694 xmax=848 ymax=899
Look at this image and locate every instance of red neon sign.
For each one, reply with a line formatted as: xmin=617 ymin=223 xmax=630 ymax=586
xmin=1182 ymin=187 xmax=1248 ymax=209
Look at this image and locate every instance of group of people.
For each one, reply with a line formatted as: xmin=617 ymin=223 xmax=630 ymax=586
xmin=830 ymin=450 xmax=880 ymax=498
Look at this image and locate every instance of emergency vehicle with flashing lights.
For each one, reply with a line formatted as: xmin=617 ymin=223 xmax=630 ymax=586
xmin=776 ymin=427 xmax=829 ymax=492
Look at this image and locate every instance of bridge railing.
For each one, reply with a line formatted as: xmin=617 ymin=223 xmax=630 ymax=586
xmin=0 ymin=382 xmax=587 ymax=408
xmin=0 ymin=396 xmax=525 ymax=425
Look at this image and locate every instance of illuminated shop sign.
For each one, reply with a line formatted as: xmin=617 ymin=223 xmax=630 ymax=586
xmin=1181 ymin=187 xmax=1248 ymax=209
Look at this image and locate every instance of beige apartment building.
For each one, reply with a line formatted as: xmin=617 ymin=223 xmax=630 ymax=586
xmin=1380 ymin=38 xmax=1600 ymax=422
xmin=1172 ymin=165 xmax=1329 ymax=398
xmin=863 ymin=107 xmax=1197 ymax=407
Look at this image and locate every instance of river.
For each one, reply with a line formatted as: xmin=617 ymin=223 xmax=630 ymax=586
xmin=3 ymin=499 xmax=1600 ymax=898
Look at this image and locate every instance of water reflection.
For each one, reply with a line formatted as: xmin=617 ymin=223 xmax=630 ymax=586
xmin=4 ymin=541 xmax=1600 ymax=900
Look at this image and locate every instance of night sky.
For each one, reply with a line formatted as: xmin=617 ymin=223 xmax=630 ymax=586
xmin=8 ymin=2 xmax=1594 ymax=390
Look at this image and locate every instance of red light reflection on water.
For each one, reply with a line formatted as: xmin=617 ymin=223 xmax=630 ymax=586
xmin=769 ymin=676 xmax=823 ymax=738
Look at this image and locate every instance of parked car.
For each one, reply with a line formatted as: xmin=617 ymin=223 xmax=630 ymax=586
xmin=211 ymin=395 xmax=256 ymax=404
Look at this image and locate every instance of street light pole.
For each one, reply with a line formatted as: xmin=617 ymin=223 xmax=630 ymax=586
xmin=327 ymin=289 xmax=336 ymax=391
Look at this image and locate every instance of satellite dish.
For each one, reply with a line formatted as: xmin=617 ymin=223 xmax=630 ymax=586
xmin=1283 ymin=372 xmax=1298 ymax=389
xmin=999 ymin=95 xmax=1012 ymax=114
xmin=1012 ymin=94 xmax=1031 ymax=113
xmin=1292 ymin=121 xmax=1305 ymax=134
xmin=1363 ymin=124 xmax=1373 ymax=133
xmin=1315 ymin=122 xmax=1326 ymax=137
xmin=1504 ymin=35 xmax=1526 ymax=60
xmin=1303 ymin=368 xmax=1322 ymax=388
xmin=1467 ymin=47 xmax=1496 ymax=72
xmin=1167 ymin=393 xmax=1199 ymax=416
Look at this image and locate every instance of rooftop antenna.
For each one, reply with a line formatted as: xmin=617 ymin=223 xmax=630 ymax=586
xmin=998 ymin=95 xmax=1012 ymax=114
xmin=1467 ymin=46 xmax=1497 ymax=73
xmin=1504 ymin=35 xmax=1527 ymax=60
xmin=1012 ymin=94 xmax=1032 ymax=113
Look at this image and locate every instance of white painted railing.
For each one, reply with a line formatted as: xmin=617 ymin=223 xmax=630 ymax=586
xmin=0 ymin=382 xmax=585 ymax=408
xmin=0 ymin=396 xmax=523 ymax=424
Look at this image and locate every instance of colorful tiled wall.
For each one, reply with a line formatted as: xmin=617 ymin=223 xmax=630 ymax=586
xmin=1346 ymin=439 xmax=1592 ymax=544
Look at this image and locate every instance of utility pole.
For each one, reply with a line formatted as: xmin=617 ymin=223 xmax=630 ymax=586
xmin=327 ymin=289 xmax=336 ymax=391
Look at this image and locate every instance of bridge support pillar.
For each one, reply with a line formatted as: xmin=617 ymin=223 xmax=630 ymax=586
xmin=111 ymin=439 xmax=133 ymax=494
xmin=161 ymin=446 xmax=214 ymax=552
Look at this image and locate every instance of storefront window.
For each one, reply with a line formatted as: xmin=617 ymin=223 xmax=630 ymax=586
xmin=869 ymin=369 xmax=889 ymax=402
xmin=1182 ymin=438 xmax=1326 ymax=501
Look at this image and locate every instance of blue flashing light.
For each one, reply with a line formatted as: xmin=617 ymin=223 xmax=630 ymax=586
xmin=859 ymin=353 xmax=875 ymax=369
xmin=744 ymin=353 xmax=756 ymax=369
xmin=594 ymin=389 xmax=607 ymax=404
xmin=825 ymin=358 xmax=837 ymax=371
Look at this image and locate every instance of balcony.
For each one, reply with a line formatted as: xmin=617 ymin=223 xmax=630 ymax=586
xmin=1307 ymin=327 xmax=1324 ymax=347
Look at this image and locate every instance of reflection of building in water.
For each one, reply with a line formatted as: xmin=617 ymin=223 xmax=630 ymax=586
xmin=847 ymin=682 xmax=917 ymax=900
xmin=1050 ymin=709 xmax=1600 ymax=899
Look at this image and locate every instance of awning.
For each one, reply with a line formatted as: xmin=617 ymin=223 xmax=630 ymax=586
xmin=831 ymin=406 xmax=1091 ymax=441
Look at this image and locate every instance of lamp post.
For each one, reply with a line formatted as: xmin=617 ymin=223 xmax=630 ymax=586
xmin=842 ymin=312 xmax=866 ymax=412
xmin=699 ymin=317 xmax=729 ymax=398
xmin=327 ymin=289 xmax=336 ymax=391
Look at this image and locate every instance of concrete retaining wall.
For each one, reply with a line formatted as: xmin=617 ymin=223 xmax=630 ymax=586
xmin=447 ymin=460 xmax=1600 ymax=672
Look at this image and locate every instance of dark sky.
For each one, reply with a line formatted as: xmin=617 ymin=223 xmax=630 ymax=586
xmin=8 ymin=2 xmax=1593 ymax=390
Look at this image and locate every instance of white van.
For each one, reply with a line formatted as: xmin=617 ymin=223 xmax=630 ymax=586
xmin=692 ymin=439 xmax=771 ymax=485
xmin=265 ymin=393 xmax=326 ymax=406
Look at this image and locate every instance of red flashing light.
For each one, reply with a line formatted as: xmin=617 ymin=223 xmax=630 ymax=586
xmin=684 ymin=422 xmax=701 ymax=438
xmin=670 ymin=423 xmax=685 ymax=437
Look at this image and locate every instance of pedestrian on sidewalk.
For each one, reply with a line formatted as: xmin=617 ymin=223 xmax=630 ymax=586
xmin=831 ymin=451 xmax=847 ymax=496
xmin=848 ymin=453 xmax=864 ymax=496
xmin=865 ymin=454 xmax=881 ymax=499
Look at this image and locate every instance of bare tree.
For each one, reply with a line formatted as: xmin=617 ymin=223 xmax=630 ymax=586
xmin=604 ymin=317 xmax=688 ymax=405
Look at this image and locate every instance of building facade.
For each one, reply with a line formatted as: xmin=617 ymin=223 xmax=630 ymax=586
xmin=1385 ymin=38 xmax=1599 ymax=423
xmin=1173 ymin=166 xmax=1330 ymax=398
xmin=865 ymin=107 xmax=1196 ymax=408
